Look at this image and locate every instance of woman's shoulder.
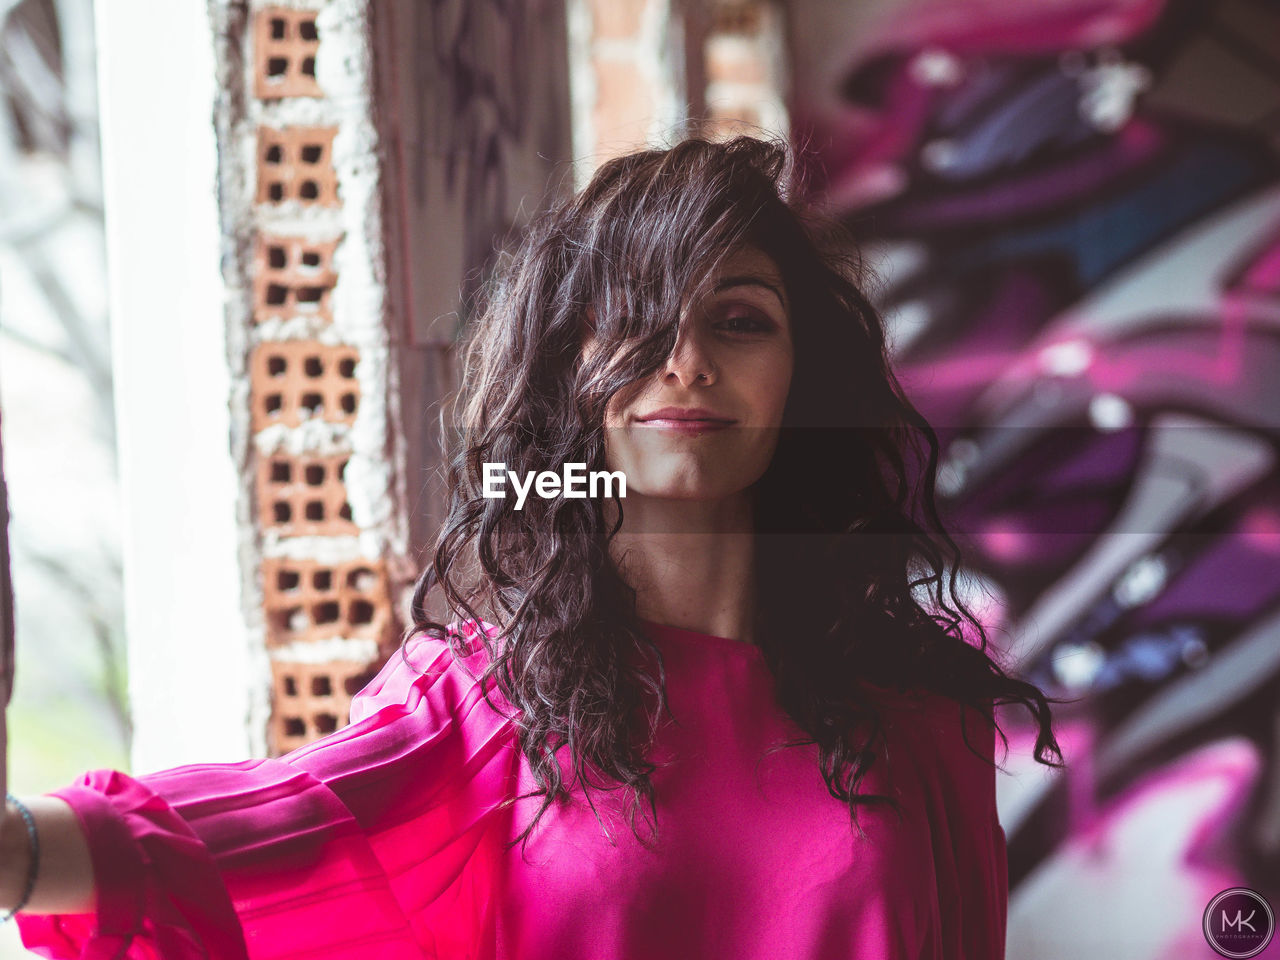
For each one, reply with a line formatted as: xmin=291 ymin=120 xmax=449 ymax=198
xmin=861 ymin=681 xmax=999 ymax=789
xmin=347 ymin=618 xmax=514 ymax=727
xmin=879 ymin=682 xmax=995 ymax=740
xmin=402 ymin=619 xmax=498 ymax=672
xmin=285 ymin=618 xmax=521 ymax=814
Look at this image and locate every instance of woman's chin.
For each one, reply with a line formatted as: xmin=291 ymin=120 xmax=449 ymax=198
xmin=620 ymin=472 xmax=752 ymax=505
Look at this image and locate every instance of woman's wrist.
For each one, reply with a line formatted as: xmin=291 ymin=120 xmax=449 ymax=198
xmin=0 ymin=797 xmax=35 ymax=913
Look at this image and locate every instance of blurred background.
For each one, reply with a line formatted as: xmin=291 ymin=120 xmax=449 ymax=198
xmin=0 ymin=0 xmax=1277 ymax=956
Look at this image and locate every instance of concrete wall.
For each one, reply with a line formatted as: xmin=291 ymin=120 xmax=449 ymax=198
xmin=369 ymin=0 xmax=576 ymax=571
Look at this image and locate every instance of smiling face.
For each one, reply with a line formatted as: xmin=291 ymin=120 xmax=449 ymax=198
xmin=597 ymin=245 xmax=795 ymax=502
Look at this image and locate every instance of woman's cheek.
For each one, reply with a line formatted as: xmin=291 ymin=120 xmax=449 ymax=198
xmin=758 ymin=353 xmax=793 ymax=426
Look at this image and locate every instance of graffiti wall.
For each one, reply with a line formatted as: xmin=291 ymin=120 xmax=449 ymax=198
xmin=790 ymin=0 xmax=1280 ymax=956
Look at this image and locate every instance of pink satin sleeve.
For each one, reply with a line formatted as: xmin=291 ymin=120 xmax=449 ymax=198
xmin=16 ymin=626 xmax=518 ymax=959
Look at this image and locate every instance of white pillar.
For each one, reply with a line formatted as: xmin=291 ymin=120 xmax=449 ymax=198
xmin=95 ymin=0 xmax=252 ymax=770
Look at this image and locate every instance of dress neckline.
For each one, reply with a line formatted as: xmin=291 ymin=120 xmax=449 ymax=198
xmin=638 ymin=618 xmax=765 ymax=660
xmin=637 ymin=617 xmax=927 ymax=703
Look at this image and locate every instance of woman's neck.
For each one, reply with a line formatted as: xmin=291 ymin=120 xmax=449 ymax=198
xmin=605 ymin=491 xmax=758 ymax=646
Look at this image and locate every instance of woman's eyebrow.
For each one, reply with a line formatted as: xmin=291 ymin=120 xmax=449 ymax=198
xmin=712 ymin=275 xmax=788 ymax=310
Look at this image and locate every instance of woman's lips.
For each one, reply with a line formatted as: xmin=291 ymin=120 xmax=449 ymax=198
xmin=636 ymin=417 xmax=733 ymax=435
xmin=634 ymin=407 xmax=736 ymax=435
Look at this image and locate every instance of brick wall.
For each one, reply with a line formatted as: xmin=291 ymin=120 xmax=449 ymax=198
xmin=570 ymin=0 xmax=789 ymax=184
xmin=210 ymin=0 xmax=411 ymax=757
xmin=702 ymin=0 xmax=789 ymax=141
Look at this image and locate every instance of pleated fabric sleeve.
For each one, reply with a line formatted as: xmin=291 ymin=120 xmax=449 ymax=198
xmin=16 ymin=625 xmax=518 ymax=960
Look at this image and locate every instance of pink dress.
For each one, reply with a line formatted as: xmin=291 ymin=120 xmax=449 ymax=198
xmin=18 ymin=619 xmax=1008 ymax=959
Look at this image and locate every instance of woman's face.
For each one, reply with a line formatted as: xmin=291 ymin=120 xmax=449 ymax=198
xmin=598 ymin=245 xmax=794 ymax=502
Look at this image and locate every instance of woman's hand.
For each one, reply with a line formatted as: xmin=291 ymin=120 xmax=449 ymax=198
xmin=0 ymin=671 xmax=95 ymax=916
xmin=0 ymin=405 xmax=95 ymax=917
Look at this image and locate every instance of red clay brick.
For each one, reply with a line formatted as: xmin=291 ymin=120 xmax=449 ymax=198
xmin=261 ymin=556 xmax=391 ymax=647
xmin=250 ymin=341 xmax=360 ymax=431
xmin=705 ymin=40 xmax=770 ymax=86
xmin=253 ymin=234 xmax=340 ymax=325
xmin=256 ymin=452 xmax=358 ymax=537
xmin=254 ymin=8 xmax=322 ymax=99
xmin=705 ymin=103 xmax=764 ymax=139
xmin=589 ymin=0 xmax=646 ymax=39
xmin=256 ymin=126 xmax=340 ymax=206
xmin=592 ymin=57 xmax=654 ymax=160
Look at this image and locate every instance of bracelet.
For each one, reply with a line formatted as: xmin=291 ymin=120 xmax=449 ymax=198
xmin=0 ymin=793 xmax=38 ymax=923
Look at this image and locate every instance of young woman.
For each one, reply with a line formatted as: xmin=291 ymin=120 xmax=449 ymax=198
xmin=1 ymin=135 xmax=1061 ymax=958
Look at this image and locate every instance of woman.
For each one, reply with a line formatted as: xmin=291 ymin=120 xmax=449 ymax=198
xmin=1 ymin=135 xmax=1062 ymax=958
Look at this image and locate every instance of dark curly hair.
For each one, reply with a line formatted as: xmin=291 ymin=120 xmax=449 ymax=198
xmin=406 ymin=134 xmax=1064 ymax=852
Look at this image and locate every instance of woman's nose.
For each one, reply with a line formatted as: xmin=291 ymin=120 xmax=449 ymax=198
xmin=663 ymin=328 xmax=717 ymax=386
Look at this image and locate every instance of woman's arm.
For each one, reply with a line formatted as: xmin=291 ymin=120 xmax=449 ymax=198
xmin=0 ymin=795 xmax=94 ymax=915
xmin=9 ymin=625 xmax=515 ymax=959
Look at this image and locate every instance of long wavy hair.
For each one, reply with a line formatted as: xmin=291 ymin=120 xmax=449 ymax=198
xmin=407 ymin=134 xmax=1064 ymax=851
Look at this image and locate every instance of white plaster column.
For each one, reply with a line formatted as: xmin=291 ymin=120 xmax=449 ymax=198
xmin=94 ymin=0 xmax=252 ymax=770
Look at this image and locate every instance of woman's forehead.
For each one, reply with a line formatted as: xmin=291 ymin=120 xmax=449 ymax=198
xmin=693 ymin=245 xmax=789 ymax=312
xmin=585 ymin=245 xmax=788 ymax=330
xmin=714 ymin=245 xmax=783 ymax=280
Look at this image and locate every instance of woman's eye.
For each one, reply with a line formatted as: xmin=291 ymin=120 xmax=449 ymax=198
xmin=713 ymin=305 xmax=773 ymax=334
